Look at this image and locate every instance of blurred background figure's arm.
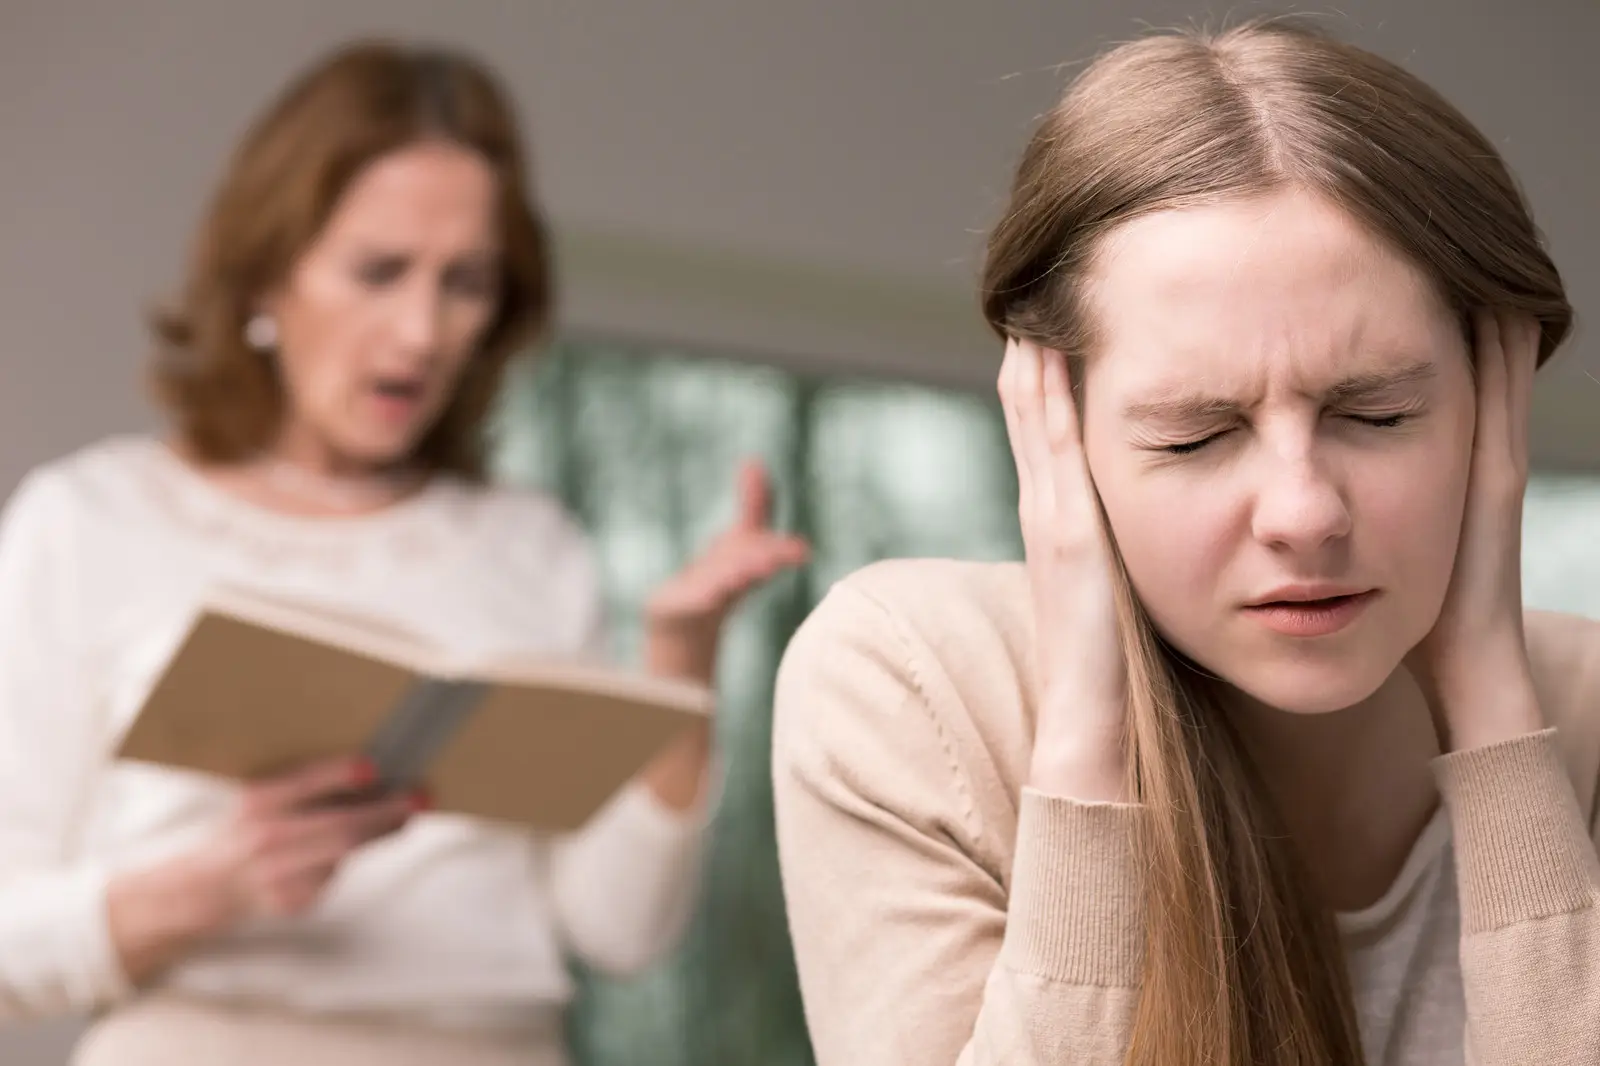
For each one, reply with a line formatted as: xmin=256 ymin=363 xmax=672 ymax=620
xmin=0 ymin=472 xmax=133 ymax=1020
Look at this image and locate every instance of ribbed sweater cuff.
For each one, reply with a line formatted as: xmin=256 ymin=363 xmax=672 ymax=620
xmin=1434 ymin=728 xmax=1600 ymax=935
xmin=1001 ymin=788 xmax=1143 ymax=986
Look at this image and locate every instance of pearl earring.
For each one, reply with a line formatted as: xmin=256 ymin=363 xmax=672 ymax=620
xmin=244 ymin=313 xmax=279 ymax=352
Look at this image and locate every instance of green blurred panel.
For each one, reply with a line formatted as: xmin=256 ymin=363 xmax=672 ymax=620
xmin=1521 ymin=474 xmax=1600 ymax=620
xmin=491 ymin=342 xmax=1018 ymax=1066
xmin=806 ymin=380 xmax=1021 ymax=590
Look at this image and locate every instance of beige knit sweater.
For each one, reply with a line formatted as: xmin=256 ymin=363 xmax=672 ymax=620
xmin=772 ymin=559 xmax=1600 ymax=1065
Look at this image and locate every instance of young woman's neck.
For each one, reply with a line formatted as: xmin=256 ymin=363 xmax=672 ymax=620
xmin=1228 ymin=670 xmax=1442 ymax=912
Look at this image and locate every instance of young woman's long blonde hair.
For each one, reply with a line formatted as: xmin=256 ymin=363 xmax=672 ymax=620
xmin=981 ymin=18 xmax=1573 ymax=1065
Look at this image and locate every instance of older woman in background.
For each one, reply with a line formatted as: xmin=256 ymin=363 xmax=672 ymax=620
xmin=0 ymin=41 xmax=806 ymax=1066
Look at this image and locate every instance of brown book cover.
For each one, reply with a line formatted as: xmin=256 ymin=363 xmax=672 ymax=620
xmin=115 ymin=586 xmax=714 ymax=832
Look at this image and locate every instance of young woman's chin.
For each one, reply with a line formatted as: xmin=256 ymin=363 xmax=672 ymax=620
xmin=1220 ymin=657 xmax=1401 ymax=717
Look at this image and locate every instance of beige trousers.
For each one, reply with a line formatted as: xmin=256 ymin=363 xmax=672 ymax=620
xmin=72 ymin=995 xmax=570 ymax=1066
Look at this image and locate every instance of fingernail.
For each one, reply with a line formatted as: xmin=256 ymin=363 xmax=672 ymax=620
xmin=352 ymin=757 xmax=379 ymax=787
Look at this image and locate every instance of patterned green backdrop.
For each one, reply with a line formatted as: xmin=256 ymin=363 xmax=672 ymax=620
xmin=490 ymin=338 xmax=1600 ymax=1066
xmin=490 ymin=339 xmax=1023 ymax=1066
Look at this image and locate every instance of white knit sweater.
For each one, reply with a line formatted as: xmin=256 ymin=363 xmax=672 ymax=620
xmin=0 ymin=436 xmax=705 ymax=1032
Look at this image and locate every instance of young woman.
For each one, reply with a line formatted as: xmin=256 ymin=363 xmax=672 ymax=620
xmin=0 ymin=41 xmax=806 ymax=1066
xmin=772 ymin=19 xmax=1594 ymax=1066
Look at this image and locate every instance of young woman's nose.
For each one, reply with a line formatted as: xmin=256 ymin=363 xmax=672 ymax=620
xmin=1249 ymin=450 xmax=1353 ymax=553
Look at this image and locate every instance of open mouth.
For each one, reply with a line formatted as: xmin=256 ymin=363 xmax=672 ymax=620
xmin=1256 ymin=593 xmax=1365 ymax=609
xmin=372 ymin=377 xmax=425 ymax=401
xmin=367 ymin=376 xmax=433 ymax=422
xmin=1244 ymin=590 xmax=1377 ymax=637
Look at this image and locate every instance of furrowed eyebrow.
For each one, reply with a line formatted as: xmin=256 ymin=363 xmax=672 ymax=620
xmin=1325 ymin=360 xmax=1437 ymax=402
xmin=1123 ymin=359 xmax=1438 ymax=423
xmin=1122 ymin=393 xmax=1242 ymax=423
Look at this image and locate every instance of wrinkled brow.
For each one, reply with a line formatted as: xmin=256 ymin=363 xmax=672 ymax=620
xmin=1122 ymin=360 xmax=1437 ymax=422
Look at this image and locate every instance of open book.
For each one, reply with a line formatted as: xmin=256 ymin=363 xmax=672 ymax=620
xmin=115 ymin=586 xmax=714 ymax=832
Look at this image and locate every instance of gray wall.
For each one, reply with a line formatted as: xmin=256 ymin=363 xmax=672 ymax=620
xmin=1 ymin=1 xmax=1595 ymax=1061
xmin=2 ymin=0 xmax=1597 ymax=498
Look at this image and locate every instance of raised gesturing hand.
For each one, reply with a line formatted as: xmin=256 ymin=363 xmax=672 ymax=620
xmin=643 ymin=459 xmax=810 ymax=684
